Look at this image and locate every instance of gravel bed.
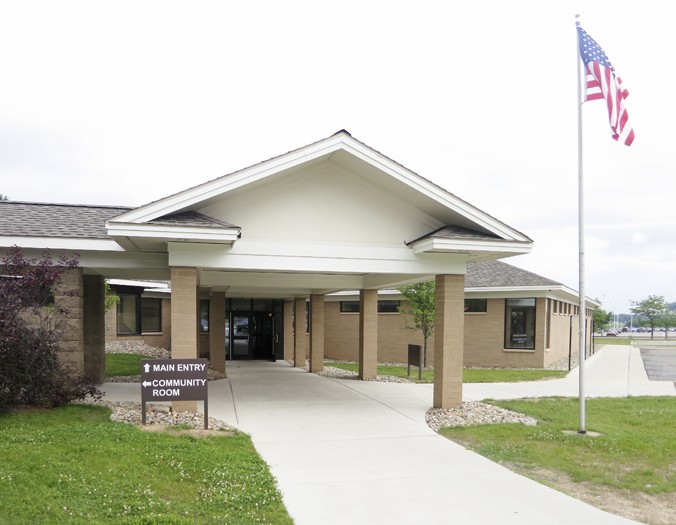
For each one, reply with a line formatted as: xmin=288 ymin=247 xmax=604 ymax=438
xmin=312 ymin=365 xmax=414 ymax=383
xmin=84 ymin=399 xmax=235 ymax=432
xmin=106 ymin=341 xmax=170 ymax=358
xmin=426 ymin=402 xmax=538 ymax=431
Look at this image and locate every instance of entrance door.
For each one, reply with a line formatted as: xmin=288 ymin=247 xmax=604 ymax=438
xmin=229 ymin=312 xmax=275 ymax=360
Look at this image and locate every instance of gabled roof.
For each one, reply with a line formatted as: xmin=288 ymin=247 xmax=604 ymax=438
xmin=106 ymin=130 xmax=532 ymax=258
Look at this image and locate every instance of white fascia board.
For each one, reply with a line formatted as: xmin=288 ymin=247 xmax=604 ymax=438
xmin=0 ymin=236 xmax=125 ymax=252
xmin=110 ymin=135 xmax=352 ymax=224
xmin=409 ymin=237 xmax=532 ymax=256
xmin=106 ymin=222 xmax=240 ymax=243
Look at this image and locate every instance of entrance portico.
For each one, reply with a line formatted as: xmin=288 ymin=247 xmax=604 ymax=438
xmin=0 ymin=131 xmax=532 ymax=409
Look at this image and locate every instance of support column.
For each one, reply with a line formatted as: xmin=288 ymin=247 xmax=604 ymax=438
xmin=283 ymin=299 xmax=294 ymax=361
xmin=209 ymin=292 xmax=226 ymax=373
xmin=359 ymin=289 xmax=378 ymax=380
xmin=433 ymin=274 xmax=465 ymax=408
xmin=309 ymin=294 xmax=325 ymax=373
xmin=171 ymin=266 xmax=198 ymax=412
xmin=83 ymin=274 xmax=106 ymax=384
xmin=294 ymin=297 xmax=307 ymax=368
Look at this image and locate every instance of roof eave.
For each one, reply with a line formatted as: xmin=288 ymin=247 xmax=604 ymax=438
xmin=106 ymin=222 xmax=241 ymax=244
xmin=409 ymin=238 xmax=533 ymax=256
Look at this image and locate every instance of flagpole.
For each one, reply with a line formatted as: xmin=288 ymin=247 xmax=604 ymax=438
xmin=575 ymin=13 xmax=587 ymax=435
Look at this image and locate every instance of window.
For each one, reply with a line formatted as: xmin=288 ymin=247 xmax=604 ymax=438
xmin=142 ymin=298 xmax=161 ymax=333
xmin=340 ymin=301 xmax=360 ymax=313
xmin=378 ymin=300 xmax=400 ymax=313
xmin=464 ymin=299 xmax=487 ymax=313
xmin=505 ymin=298 xmax=536 ymax=349
xmin=340 ymin=300 xmax=401 ymax=313
xmin=200 ymin=299 xmax=210 ymax=332
xmin=117 ymin=293 xmax=162 ymax=335
xmin=117 ymin=293 xmax=140 ymax=335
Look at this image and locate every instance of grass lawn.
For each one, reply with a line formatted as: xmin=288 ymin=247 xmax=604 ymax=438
xmin=594 ymin=337 xmax=633 ymax=346
xmin=439 ymin=397 xmax=676 ymax=522
xmin=326 ymin=362 xmax=566 ymax=383
xmin=0 ymin=404 xmax=291 ymax=525
xmin=105 ymin=354 xmax=153 ymax=377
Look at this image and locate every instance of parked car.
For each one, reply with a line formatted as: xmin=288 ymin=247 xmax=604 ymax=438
xmin=606 ymin=330 xmax=620 ymax=337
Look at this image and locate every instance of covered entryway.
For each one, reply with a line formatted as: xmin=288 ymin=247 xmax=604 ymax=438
xmin=104 ymin=131 xmax=532 ymax=410
xmin=0 ymin=131 xmax=533 ymax=410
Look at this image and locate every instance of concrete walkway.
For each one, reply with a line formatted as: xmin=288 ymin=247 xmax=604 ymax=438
xmin=100 ymin=345 xmax=675 ymax=524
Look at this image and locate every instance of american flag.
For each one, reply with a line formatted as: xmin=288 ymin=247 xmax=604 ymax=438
xmin=577 ymin=25 xmax=635 ymax=146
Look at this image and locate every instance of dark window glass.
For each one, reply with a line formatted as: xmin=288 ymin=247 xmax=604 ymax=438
xmin=117 ymin=293 xmax=139 ymax=335
xmin=505 ymin=298 xmax=536 ymax=349
xmin=141 ymin=298 xmax=161 ymax=333
xmin=200 ymin=299 xmax=209 ymax=332
xmin=464 ymin=299 xmax=487 ymax=313
xmin=378 ymin=300 xmax=400 ymax=313
xmin=340 ymin=301 xmax=360 ymax=313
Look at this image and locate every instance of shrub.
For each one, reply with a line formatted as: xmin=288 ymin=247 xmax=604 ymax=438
xmin=0 ymin=246 xmax=101 ymax=411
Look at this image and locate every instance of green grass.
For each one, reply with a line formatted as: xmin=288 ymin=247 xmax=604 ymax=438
xmin=594 ymin=337 xmax=633 ymax=346
xmin=326 ymin=362 xmax=566 ymax=383
xmin=105 ymin=354 xmax=151 ymax=377
xmin=0 ymin=405 xmax=292 ymax=525
xmin=439 ymin=397 xmax=676 ymax=493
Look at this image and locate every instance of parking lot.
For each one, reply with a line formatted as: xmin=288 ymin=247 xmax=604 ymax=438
xmin=640 ymin=347 xmax=676 ymax=381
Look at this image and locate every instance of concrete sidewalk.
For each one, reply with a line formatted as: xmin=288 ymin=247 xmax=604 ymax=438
xmin=99 ymin=345 xmax=673 ymax=524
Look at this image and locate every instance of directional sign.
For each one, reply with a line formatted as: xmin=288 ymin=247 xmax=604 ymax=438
xmin=141 ymin=358 xmax=208 ymax=402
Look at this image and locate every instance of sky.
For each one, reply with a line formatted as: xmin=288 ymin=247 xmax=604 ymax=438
xmin=1 ymin=0 xmax=673 ymax=315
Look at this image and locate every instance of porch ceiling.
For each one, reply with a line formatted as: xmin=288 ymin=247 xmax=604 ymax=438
xmin=198 ymin=269 xmax=438 ymax=298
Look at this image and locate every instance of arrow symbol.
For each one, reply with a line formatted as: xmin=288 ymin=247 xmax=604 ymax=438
xmin=142 ymin=381 xmax=152 ymax=387
xmin=143 ymin=363 xmax=150 ymax=373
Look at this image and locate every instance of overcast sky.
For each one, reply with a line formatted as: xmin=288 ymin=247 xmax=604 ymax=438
xmin=1 ymin=1 xmax=673 ymax=314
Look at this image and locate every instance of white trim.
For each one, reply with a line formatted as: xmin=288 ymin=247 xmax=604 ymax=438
xmin=107 ymin=222 xmax=240 ymax=243
xmin=409 ymin=237 xmax=532 ymax=255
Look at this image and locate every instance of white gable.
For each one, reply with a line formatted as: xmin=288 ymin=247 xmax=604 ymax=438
xmin=106 ymin=131 xmax=532 ymax=295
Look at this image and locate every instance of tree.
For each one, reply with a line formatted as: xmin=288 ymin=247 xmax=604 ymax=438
xmin=0 ymin=194 xmax=8 ymax=200
xmin=658 ymin=308 xmax=676 ymax=339
xmin=397 ymin=281 xmax=435 ymax=367
xmin=0 ymin=246 xmax=100 ymax=411
xmin=592 ymin=305 xmax=613 ymax=332
xmin=630 ymin=295 xmax=668 ymax=340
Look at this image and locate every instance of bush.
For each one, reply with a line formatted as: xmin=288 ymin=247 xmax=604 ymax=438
xmin=0 ymin=246 xmax=101 ymax=411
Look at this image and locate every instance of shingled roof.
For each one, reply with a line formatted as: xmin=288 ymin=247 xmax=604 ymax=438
xmin=0 ymin=202 xmax=238 ymax=240
xmin=466 ymin=259 xmax=560 ymax=288
xmin=0 ymin=201 xmax=132 ymax=239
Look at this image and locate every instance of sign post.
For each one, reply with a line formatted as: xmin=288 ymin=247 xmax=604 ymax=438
xmin=141 ymin=358 xmax=209 ymax=429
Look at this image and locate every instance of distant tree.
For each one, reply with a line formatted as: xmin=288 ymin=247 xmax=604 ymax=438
xmin=397 ymin=281 xmax=435 ymax=367
xmin=630 ymin=295 xmax=668 ymax=340
xmin=592 ymin=305 xmax=613 ymax=332
xmin=0 ymin=247 xmax=101 ymax=411
xmin=658 ymin=308 xmax=676 ymax=339
xmin=0 ymin=194 xmax=8 ymax=200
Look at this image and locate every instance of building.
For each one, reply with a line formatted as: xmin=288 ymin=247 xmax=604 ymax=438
xmin=1 ymin=131 xmax=554 ymax=409
xmin=106 ymin=259 xmax=594 ymax=370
